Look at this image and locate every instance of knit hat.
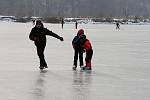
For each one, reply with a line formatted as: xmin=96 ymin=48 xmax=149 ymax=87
xmin=36 ymin=20 xmax=42 ymax=25
xmin=36 ymin=20 xmax=44 ymax=28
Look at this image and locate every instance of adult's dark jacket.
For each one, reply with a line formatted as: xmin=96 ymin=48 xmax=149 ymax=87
xmin=29 ymin=27 xmax=62 ymax=46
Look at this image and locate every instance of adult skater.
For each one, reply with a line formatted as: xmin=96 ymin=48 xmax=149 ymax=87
xmin=116 ymin=22 xmax=120 ymax=29
xmin=80 ymin=34 xmax=93 ymax=70
xmin=61 ymin=18 xmax=64 ymax=29
xmin=75 ymin=21 xmax=78 ymax=29
xmin=32 ymin=19 xmax=35 ymax=25
xmin=29 ymin=20 xmax=64 ymax=69
xmin=72 ymin=29 xmax=84 ymax=70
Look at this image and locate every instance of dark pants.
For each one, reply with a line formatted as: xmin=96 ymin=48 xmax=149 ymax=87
xmin=116 ymin=26 xmax=120 ymax=29
xmin=36 ymin=44 xmax=47 ymax=67
xmin=74 ymin=49 xmax=83 ymax=67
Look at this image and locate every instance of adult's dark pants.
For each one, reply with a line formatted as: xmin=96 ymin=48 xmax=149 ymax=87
xmin=36 ymin=44 xmax=47 ymax=67
xmin=74 ymin=49 xmax=83 ymax=67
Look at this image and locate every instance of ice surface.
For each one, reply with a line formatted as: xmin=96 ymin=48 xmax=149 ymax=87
xmin=0 ymin=22 xmax=150 ymax=100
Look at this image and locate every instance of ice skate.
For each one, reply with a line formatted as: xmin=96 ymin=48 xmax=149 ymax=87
xmin=85 ymin=67 xmax=92 ymax=70
xmin=72 ymin=65 xmax=77 ymax=70
xmin=39 ymin=66 xmax=45 ymax=70
xmin=44 ymin=66 xmax=48 ymax=68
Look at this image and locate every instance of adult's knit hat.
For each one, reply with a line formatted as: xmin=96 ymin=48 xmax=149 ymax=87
xmin=36 ymin=20 xmax=42 ymax=25
xmin=77 ymin=29 xmax=84 ymax=36
xmin=35 ymin=20 xmax=44 ymax=28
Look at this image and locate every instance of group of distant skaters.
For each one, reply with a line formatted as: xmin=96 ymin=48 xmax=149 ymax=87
xmin=29 ymin=20 xmax=93 ymax=71
xmin=61 ymin=18 xmax=78 ymax=29
xmin=33 ymin=18 xmax=78 ymax=29
xmin=61 ymin=19 xmax=120 ymax=30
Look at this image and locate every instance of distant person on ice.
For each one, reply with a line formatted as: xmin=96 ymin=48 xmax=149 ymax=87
xmin=29 ymin=20 xmax=64 ymax=69
xmin=61 ymin=18 xmax=64 ymax=29
xmin=80 ymin=34 xmax=93 ymax=70
xmin=116 ymin=22 xmax=120 ymax=29
xmin=72 ymin=29 xmax=84 ymax=70
xmin=75 ymin=21 xmax=78 ymax=29
xmin=32 ymin=19 xmax=35 ymax=25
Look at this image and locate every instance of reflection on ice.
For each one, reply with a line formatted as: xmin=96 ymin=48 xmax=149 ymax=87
xmin=30 ymin=70 xmax=93 ymax=100
xmin=32 ymin=70 xmax=48 ymax=100
xmin=72 ymin=71 xmax=92 ymax=100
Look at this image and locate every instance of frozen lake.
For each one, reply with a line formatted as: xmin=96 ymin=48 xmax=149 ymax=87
xmin=0 ymin=22 xmax=150 ymax=100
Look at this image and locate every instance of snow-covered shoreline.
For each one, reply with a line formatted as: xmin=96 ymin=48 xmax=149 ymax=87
xmin=1 ymin=15 xmax=150 ymax=25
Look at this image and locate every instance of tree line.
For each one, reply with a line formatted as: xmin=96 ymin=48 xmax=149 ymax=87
xmin=0 ymin=0 xmax=150 ymax=18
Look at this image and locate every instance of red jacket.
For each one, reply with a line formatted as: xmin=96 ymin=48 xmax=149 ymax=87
xmin=82 ymin=39 xmax=92 ymax=51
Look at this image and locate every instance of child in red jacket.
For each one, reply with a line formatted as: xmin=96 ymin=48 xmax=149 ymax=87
xmin=80 ymin=35 xmax=93 ymax=70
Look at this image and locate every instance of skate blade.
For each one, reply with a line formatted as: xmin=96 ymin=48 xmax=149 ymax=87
xmin=40 ymin=68 xmax=48 ymax=73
